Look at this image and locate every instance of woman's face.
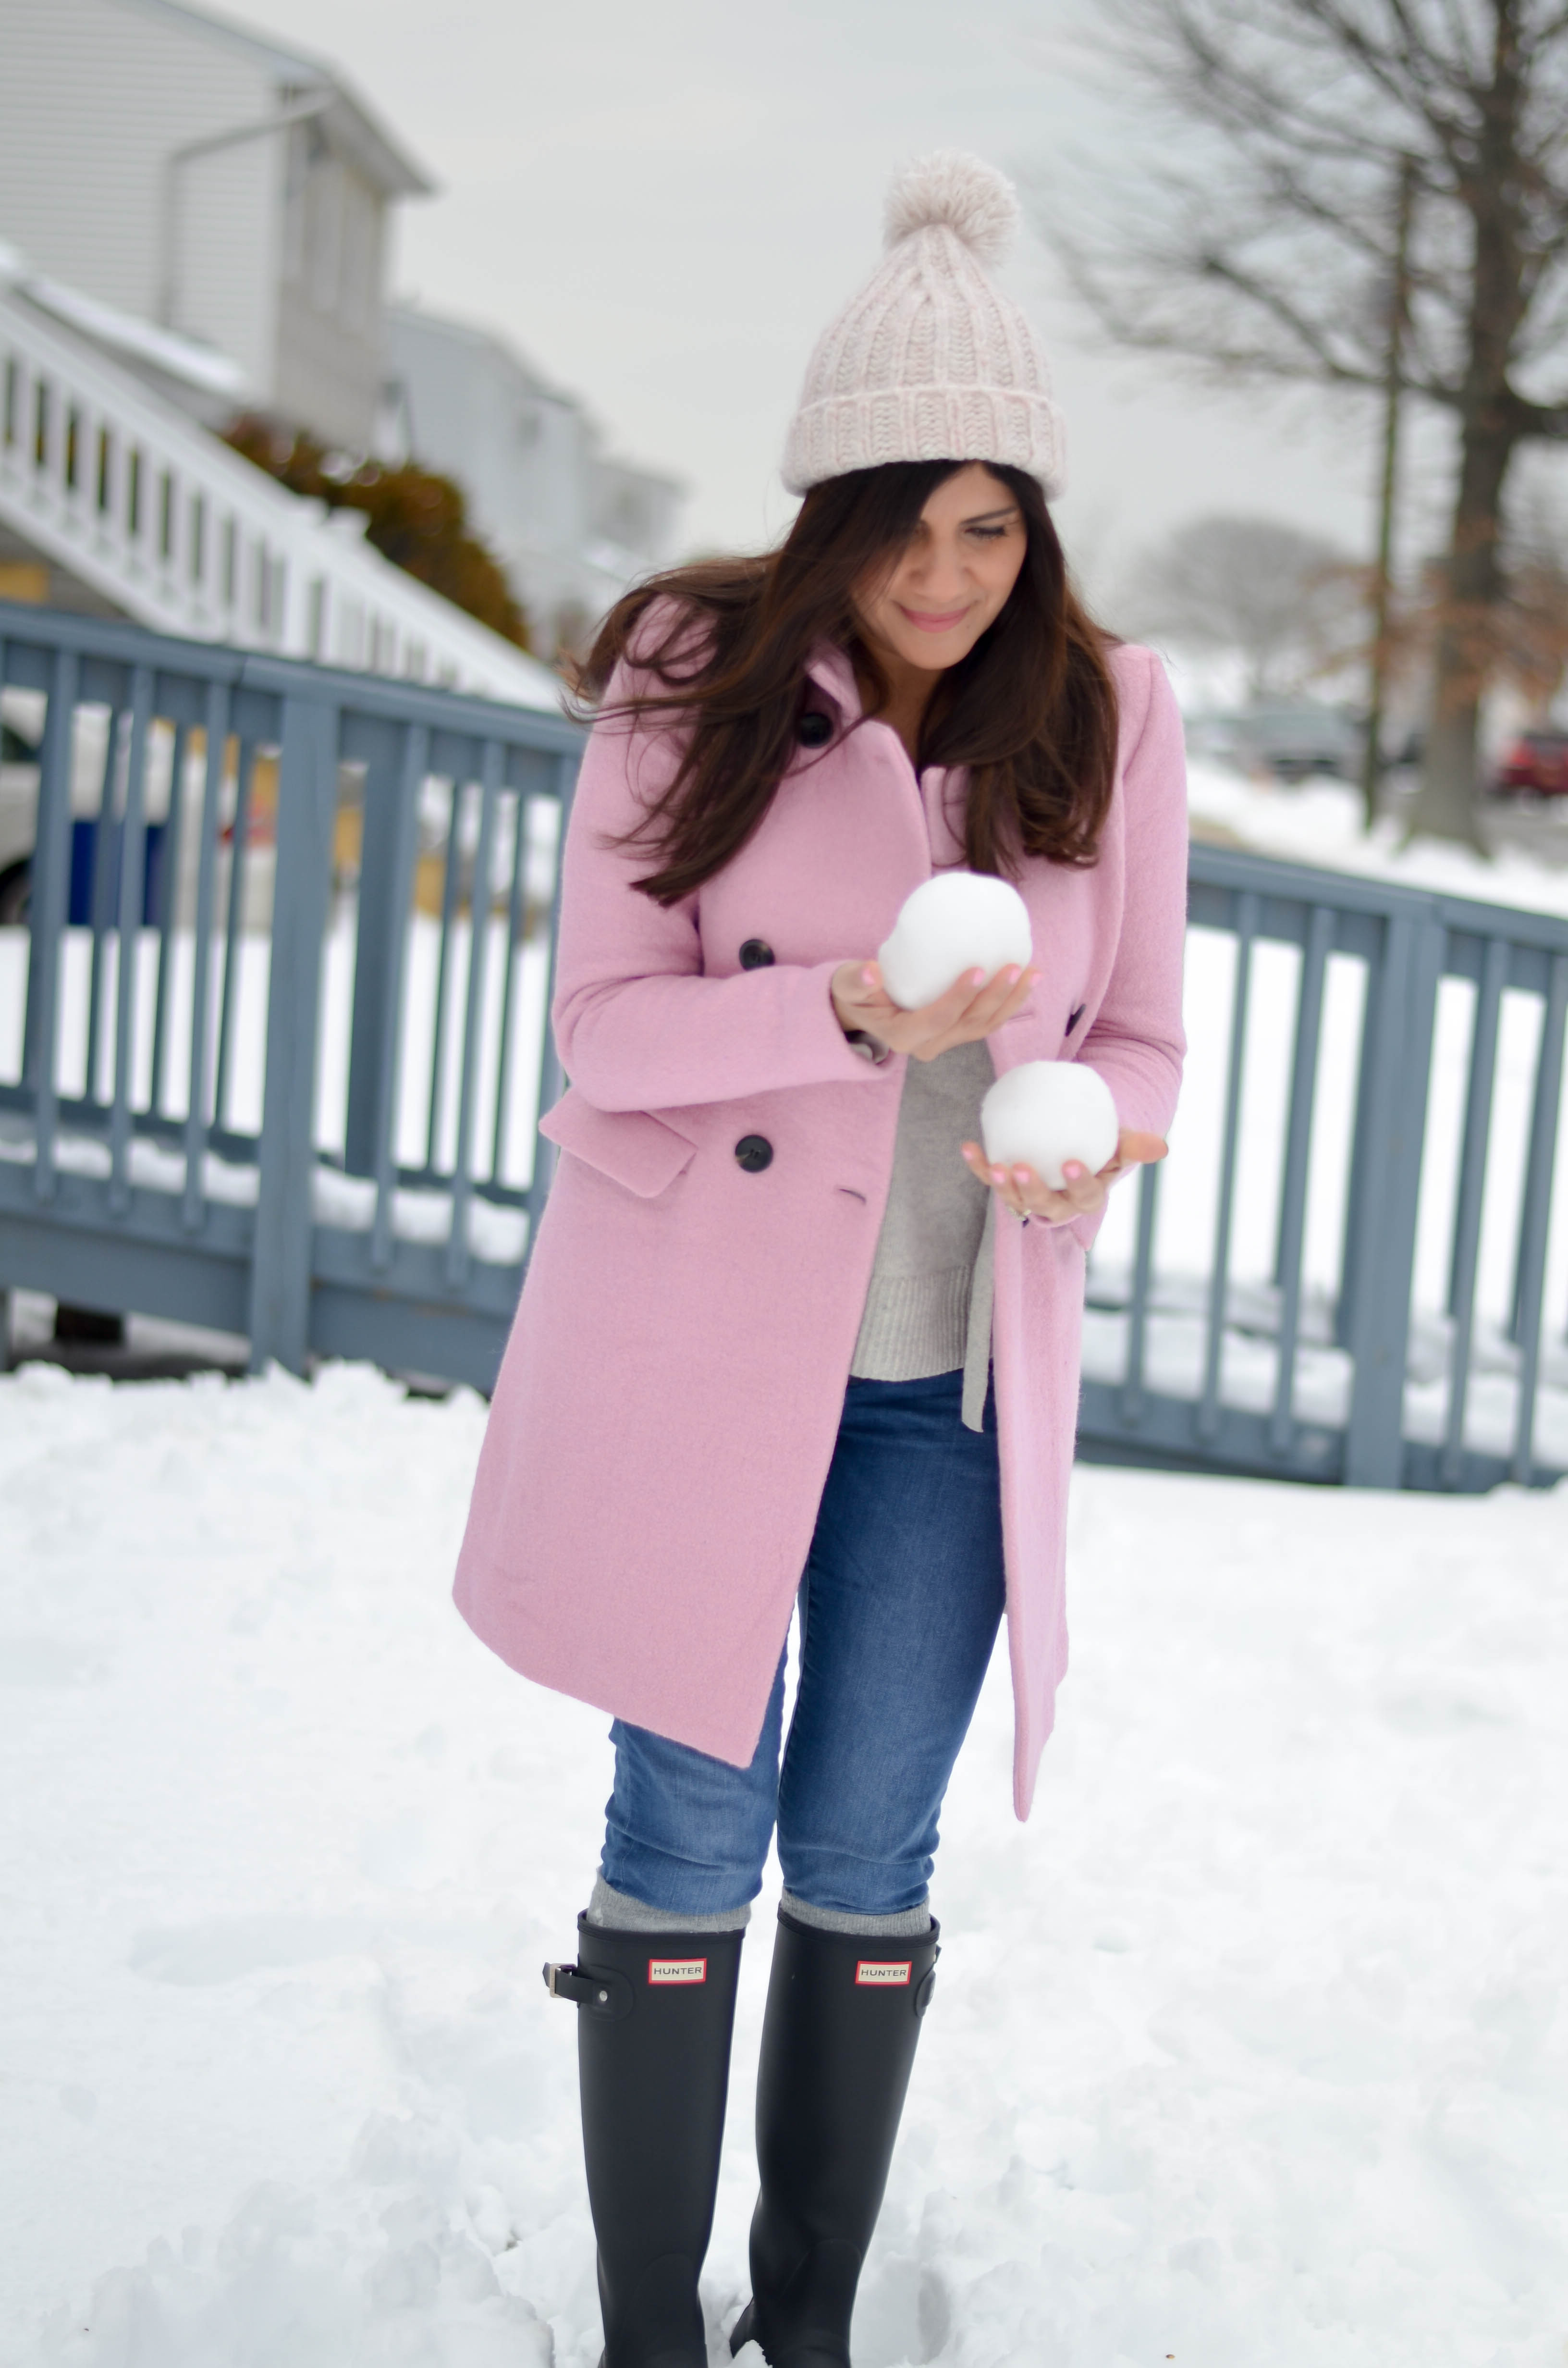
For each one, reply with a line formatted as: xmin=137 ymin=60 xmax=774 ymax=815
xmin=852 ymin=463 xmax=1028 ymax=677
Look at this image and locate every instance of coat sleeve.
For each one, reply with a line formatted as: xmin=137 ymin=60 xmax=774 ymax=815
xmin=549 ymin=667 xmax=882 ymax=1113
xmin=1074 ymin=648 xmax=1189 ymax=1248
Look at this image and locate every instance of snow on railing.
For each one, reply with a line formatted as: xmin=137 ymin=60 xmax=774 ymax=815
xmin=0 ymin=273 xmax=559 ymax=711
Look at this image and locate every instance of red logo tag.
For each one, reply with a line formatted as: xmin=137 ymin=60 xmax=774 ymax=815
xmin=855 ymin=1960 xmax=911 ymax=1986
xmin=648 ymin=1956 xmax=707 ymax=1985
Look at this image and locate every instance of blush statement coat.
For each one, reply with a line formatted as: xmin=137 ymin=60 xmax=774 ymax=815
xmin=454 ymin=638 xmax=1188 ymax=1818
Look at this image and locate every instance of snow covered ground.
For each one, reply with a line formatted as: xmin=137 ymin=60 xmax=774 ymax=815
xmin=1185 ymin=761 xmax=1568 ymax=918
xmin=3 ymin=1359 xmax=1565 ymax=2368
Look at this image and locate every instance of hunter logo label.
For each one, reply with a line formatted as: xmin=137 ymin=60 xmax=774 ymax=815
xmin=647 ymin=1957 xmax=707 ymax=1986
xmin=855 ymin=1960 xmax=911 ymax=1986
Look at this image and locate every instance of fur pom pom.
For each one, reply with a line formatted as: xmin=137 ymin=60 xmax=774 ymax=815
xmin=883 ymin=151 xmax=1021 ymax=264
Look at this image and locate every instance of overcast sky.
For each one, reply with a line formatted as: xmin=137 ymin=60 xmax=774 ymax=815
xmin=237 ymin=0 xmax=1418 ymax=610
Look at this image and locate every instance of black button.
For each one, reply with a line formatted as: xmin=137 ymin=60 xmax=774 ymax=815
xmin=739 ymin=937 xmax=775 ymax=969
xmin=734 ymin=1134 xmax=773 ymax=1172
xmin=796 ymin=710 xmax=833 ymax=748
xmin=1066 ymin=1004 xmax=1085 ymax=1034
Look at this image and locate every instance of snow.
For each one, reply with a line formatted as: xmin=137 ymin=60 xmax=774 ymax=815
xmin=1185 ymin=762 xmax=1568 ymax=920
xmin=980 ymin=1062 xmax=1119 ymax=1191
xmin=877 ymin=873 xmax=1033 ymax=1009
xmin=3 ymin=1359 xmax=1566 ymax=2367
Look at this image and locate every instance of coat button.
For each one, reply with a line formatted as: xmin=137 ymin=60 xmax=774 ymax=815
xmin=734 ymin=1134 xmax=773 ymax=1172
xmin=739 ymin=937 xmax=775 ymax=969
xmin=796 ymin=710 xmax=833 ymax=748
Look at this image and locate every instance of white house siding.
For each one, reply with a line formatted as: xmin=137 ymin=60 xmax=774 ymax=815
xmin=273 ymin=129 xmax=386 ymax=451
xmin=593 ymin=456 xmax=685 ymax=580
xmin=0 ymin=0 xmax=426 ymax=452
xmin=167 ymin=133 xmax=282 ymax=406
xmin=386 ymin=304 xmax=684 ymax=656
xmin=0 ymin=0 xmax=276 ymax=384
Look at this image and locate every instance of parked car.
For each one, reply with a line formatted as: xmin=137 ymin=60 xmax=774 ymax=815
xmin=0 ymin=698 xmax=174 ymax=929
xmin=1186 ymin=701 xmax=1363 ymax=783
xmin=1490 ymin=728 xmax=1568 ymax=800
xmin=0 ymin=711 xmax=47 ymax=924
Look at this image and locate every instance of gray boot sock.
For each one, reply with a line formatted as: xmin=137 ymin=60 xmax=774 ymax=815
xmin=587 ymin=1874 xmax=751 ymax=1933
xmin=779 ymin=1887 xmax=932 ymax=1936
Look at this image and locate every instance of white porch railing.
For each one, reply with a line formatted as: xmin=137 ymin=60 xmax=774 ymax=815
xmin=0 ymin=271 xmax=560 ymax=712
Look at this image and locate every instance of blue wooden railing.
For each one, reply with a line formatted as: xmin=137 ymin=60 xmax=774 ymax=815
xmin=0 ymin=599 xmax=578 ymax=1387
xmin=1077 ymin=847 xmax=1568 ymax=1491
xmin=2 ymin=599 xmax=1566 ymax=1489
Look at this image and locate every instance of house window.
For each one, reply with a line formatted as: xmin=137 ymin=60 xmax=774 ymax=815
xmin=33 ymin=378 xmax=49 ymax=468
xmin=127 ymin=449 xmax=143 ymax=537
xmin=190 ymin=493 xmax=206 ymax=583
xmin=97 ymin=427 xmax=113 ymax=513
xmin=222 ymin=516 xmax=238 ymax=605
xmin=159 ymin=472 xmax=175 ymax=561
xmin=65 ymin=407 xmax=81 ymax=491
xmin=2 ymin=358 xmax=17 ymax=447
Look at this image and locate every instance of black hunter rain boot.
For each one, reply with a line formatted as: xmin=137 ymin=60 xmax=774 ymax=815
xmin=730 ymin=1910 xmax=940 ymax=2368
xmin=547 ymin=1915 xmax=745 ymax=2368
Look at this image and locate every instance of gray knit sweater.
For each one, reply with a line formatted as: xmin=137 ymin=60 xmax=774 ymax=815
xmin=849 ymin=1038 xmax=996 ymax=1427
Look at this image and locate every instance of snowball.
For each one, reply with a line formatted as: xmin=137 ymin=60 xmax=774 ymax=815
xmin=877 ymin=872 xmax=1033 ymax=1010
xmin=980 ymin=1061 xmax=1118 ymax=1190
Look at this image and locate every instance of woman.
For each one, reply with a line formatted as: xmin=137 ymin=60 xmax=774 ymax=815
xmin=455 ymin=152 xmax=1187 ymax=2368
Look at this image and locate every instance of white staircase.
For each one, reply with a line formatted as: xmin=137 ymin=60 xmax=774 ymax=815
xmin=0 ymin=263 xmax=561 ymax=711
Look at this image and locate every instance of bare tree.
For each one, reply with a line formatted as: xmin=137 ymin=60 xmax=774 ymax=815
xmin=1124 ymin=513 xmax=1357 ymax=697
xmin=1039 ymin=0 xmax=1568 ymax=848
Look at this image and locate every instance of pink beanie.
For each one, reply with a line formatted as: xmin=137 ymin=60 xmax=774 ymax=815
xmin=782 ymin=152 xmax=1066 ymax=499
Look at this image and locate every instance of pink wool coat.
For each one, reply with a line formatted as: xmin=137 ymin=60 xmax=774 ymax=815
xmin=454 ymin=638 xmax=1188 ymax=1818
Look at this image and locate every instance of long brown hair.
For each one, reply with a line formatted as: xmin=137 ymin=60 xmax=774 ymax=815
xmin=574 ymin=459 xmax=1119 ymax=905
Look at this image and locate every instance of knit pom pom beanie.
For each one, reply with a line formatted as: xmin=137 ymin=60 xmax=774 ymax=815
xmin=782 ymin=151 xmax=1066 ymax=498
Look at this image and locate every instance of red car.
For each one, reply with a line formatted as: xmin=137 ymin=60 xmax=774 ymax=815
xmin=1493 ymin=729 xmax=1568 ymax=798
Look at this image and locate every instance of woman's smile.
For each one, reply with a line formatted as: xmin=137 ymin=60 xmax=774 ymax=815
xmin=897 ymin=602 xmax=974 ymax=632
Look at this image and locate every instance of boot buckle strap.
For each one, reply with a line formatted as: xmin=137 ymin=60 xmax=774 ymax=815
xmin=542 ymin=1960 xmax=633 ymax=2019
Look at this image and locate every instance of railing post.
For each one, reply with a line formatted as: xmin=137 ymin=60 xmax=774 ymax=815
xmin=248 ymin=687 xmax=336 ymax=1372
xmin=108 ymin=667 xmax=153 ymax=1209
xmin=181 ymin=682 xmax=228 ymax=1229
xmin=343 ymin=718 xmax=421 ymax=1178
xmin=1342 ymin=902 xmax=1445 ymax=1487
xmin=21 ymin=645 xmax=78 ymax=1201
xmin=1198 ymin=891 xmax=1258 ymax=1438
xmin=1509 ymin=952 xmax=1568 ymax=1483
xmin=1271 ymin=902 xmax=1335 ymax=1452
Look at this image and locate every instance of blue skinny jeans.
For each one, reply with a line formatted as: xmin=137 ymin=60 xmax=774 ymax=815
xmin=600 ymin=1369 xmax=1007 ymax=1920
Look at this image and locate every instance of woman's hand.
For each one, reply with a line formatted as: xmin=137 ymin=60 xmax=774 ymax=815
xmin=959 ymin=1128 xmax=1168 ymax=1223
xmin=831 ymin=960 xmax=1039 ymax=1061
